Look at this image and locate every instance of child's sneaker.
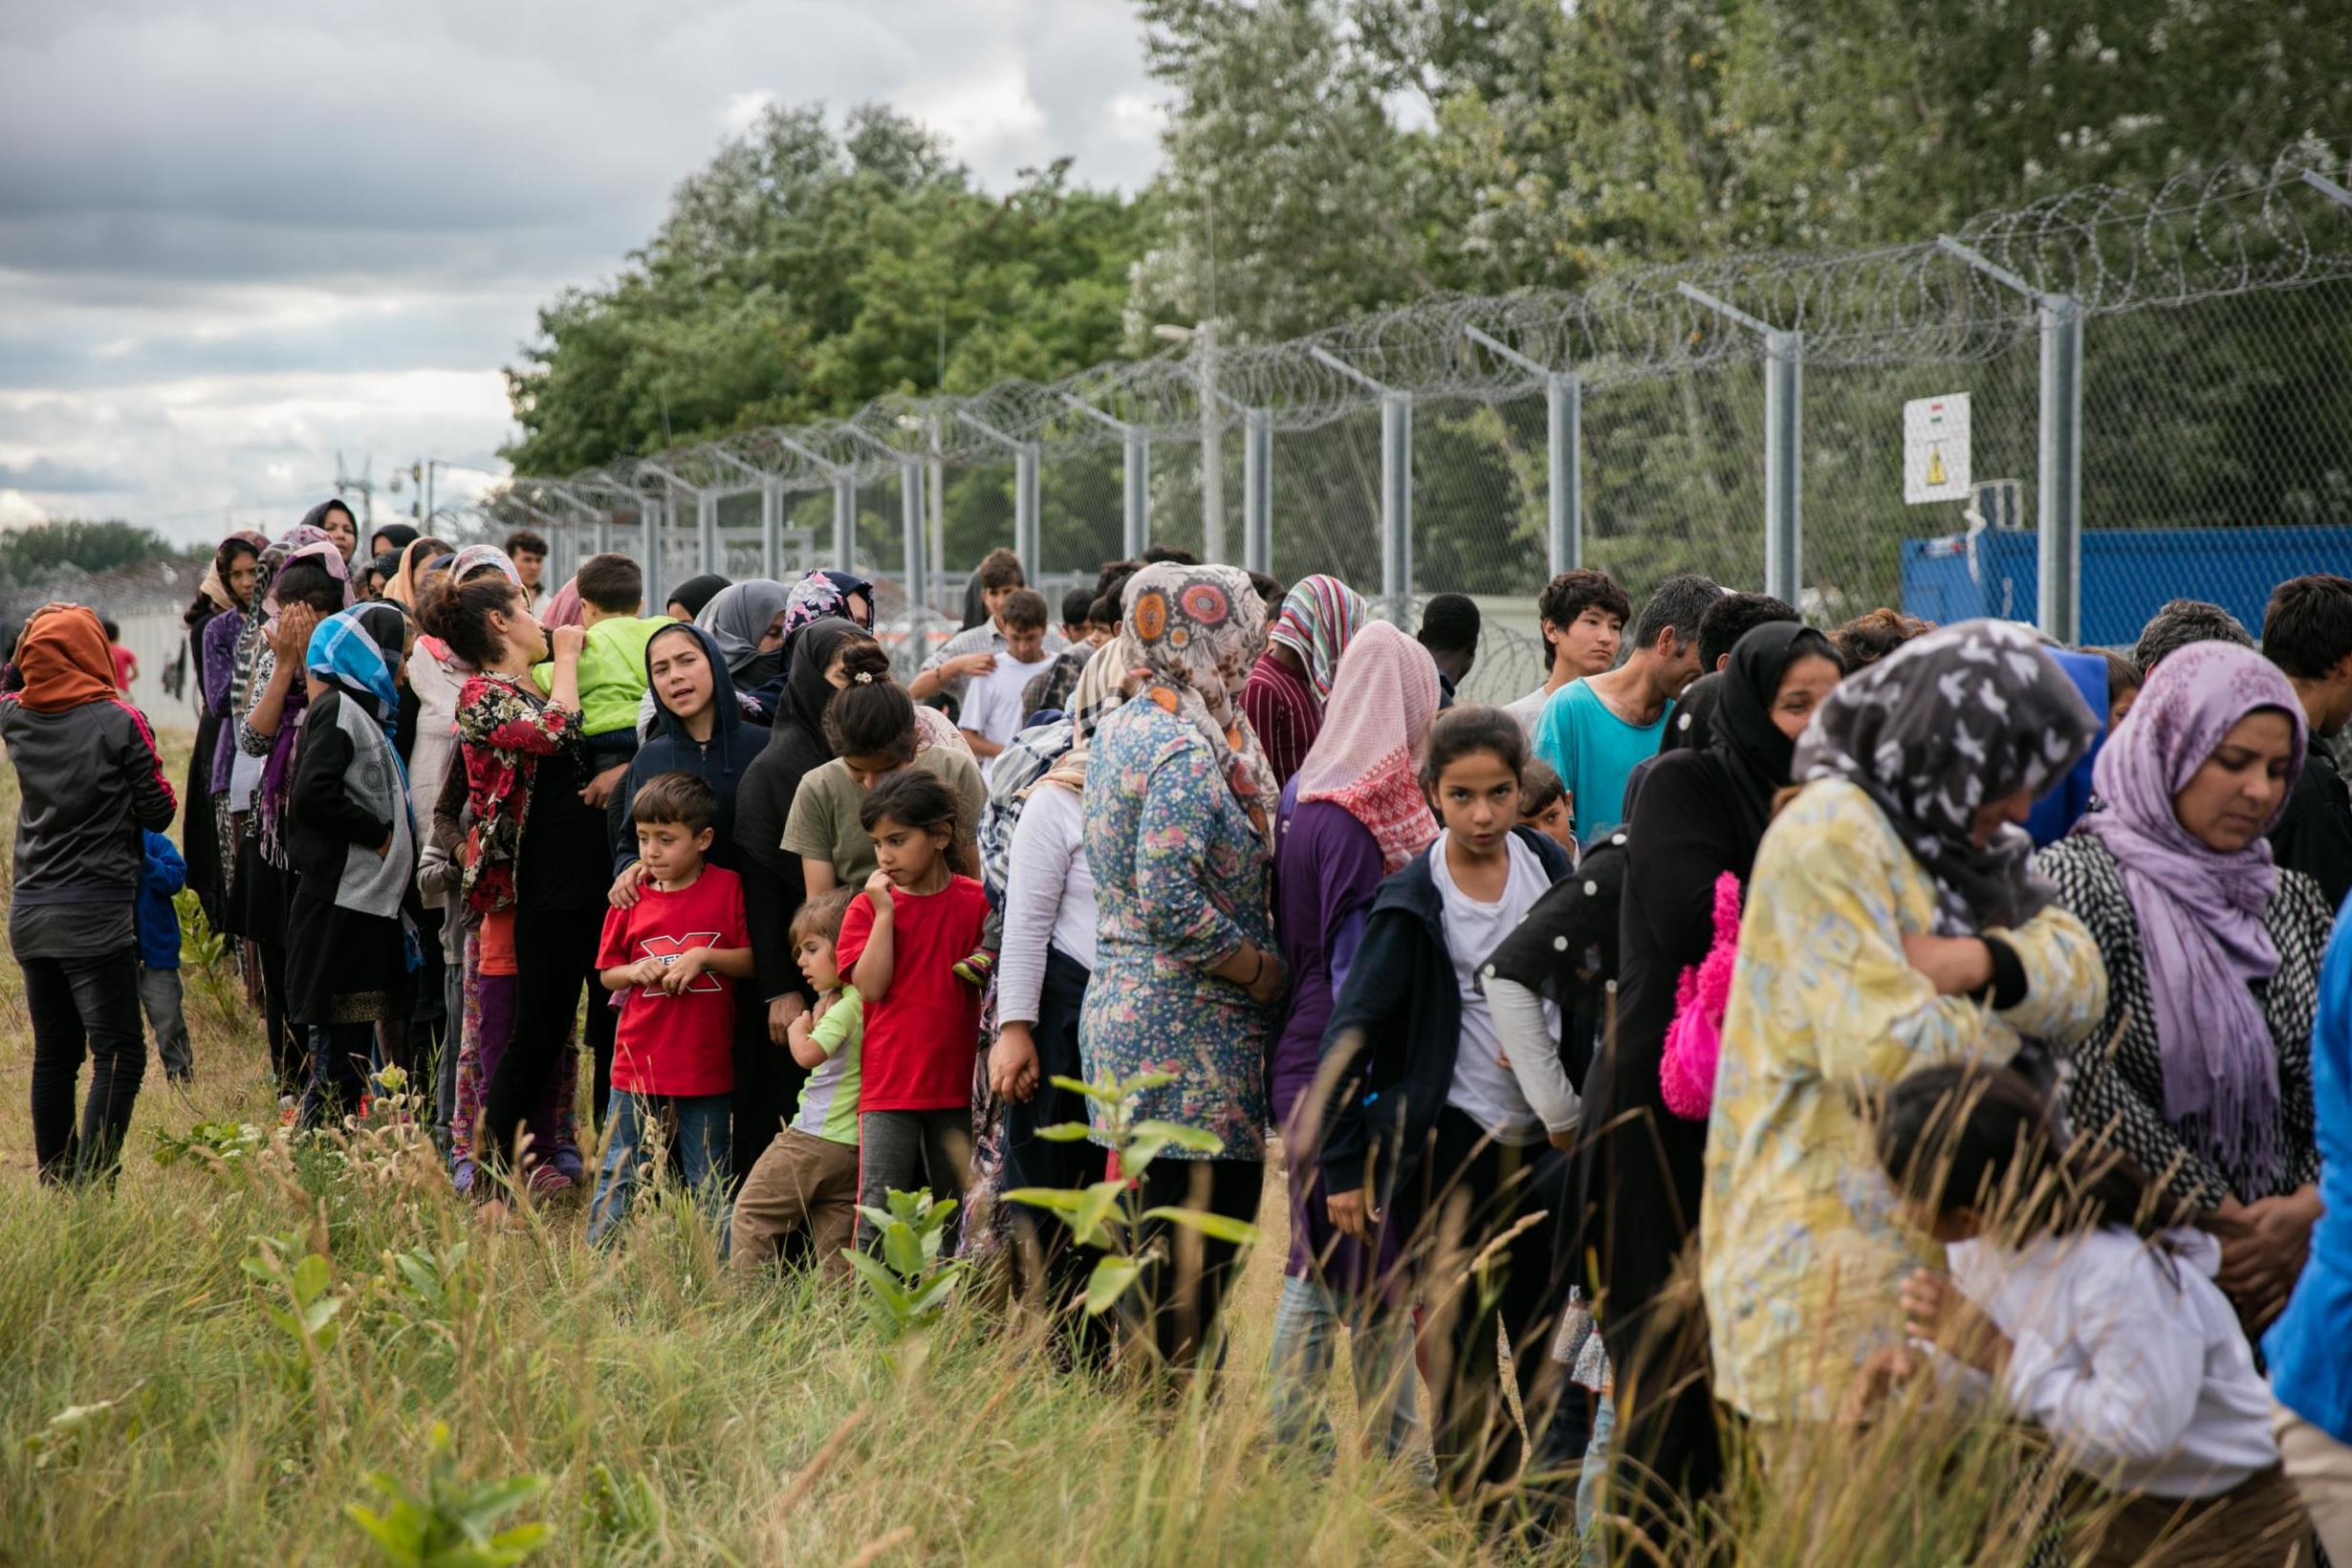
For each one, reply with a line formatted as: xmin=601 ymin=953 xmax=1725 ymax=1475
xmin=952 ymin=948 xmax=996 ymax=991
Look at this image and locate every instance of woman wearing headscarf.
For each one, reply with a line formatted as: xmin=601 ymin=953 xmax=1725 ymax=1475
xmin=1079 ymin=562 xmax=1283 ymax=1371
xmin=285 ymin=603 xmax=416 ymax=1126
xmin=233 ymin=530 xmax=354 ymax=1097
xmin=1242 ymin=574 xmax=1370 ymax=788
xmin=366 ymin=521 xmax=418 ymax=561
xmin=408 ymin=544 xmax=516 ymax=1144
xmin=307 ymin=497 xmax=360 ymax=564
xmin=425 ymin=566 xmax=593 ymax=1201
xmin=986 ymin=641 xmax=1131 ymax=1320
xmin=2036 ymin=641 xmax=2332 ymax=1320
xmin=1700 ymin=620 xmax=2109 ymax=1426
xmin=778 ymin=569 xmax=876 ymax=653
xmin=608 ymin=619 xmax=772 ymax=1161
xmin=2 ymin=604 xmax=178 ymax=1184
xmin=541 ymin=577 xmax=584 ymax=632
xmin=699 ymin=578 xmax=793 ymax=697
xmin=1576 ymin=621 xmax=1841 ymax=1540
xmin=1265 ymin=621 xmax=1441 ymax=1460
xmin=664 ymin=573 xmax=731 ymax=623
xmin=185 ymin=531 xmax=267 ymax=930
xmin=730 ymin=619 xmax=879 ymax=1185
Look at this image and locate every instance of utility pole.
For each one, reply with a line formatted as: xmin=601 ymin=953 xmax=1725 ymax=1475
xmin=334 ymin=451 xmax=376 ymax=527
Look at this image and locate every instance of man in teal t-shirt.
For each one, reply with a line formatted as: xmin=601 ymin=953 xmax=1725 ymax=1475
xmin=1532 ymin=573 xmax=1718 ymax=839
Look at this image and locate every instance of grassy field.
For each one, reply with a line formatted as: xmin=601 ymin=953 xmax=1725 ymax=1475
xmin=0 ymin=730 xmax=2065 ymax=1565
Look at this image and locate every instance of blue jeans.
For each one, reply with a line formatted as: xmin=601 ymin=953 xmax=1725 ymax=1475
xmin=1268 ymin=1273 xmax=1424 ymax=1466
xmin=1578 ymin=1383 xmax=1616 ymax=1539
xmin=588 ymin=1092 xmax=731 ymax=1245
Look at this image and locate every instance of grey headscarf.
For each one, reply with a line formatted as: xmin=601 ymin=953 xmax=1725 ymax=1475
xmin=1793 ymin=618 xmax=2098 ymax=932
xmin=696 ymin=578 xmax=793 ymax=676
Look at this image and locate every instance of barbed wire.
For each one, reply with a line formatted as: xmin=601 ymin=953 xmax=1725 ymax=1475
xmin=498 ymin=137 xmax=2352 ymax=520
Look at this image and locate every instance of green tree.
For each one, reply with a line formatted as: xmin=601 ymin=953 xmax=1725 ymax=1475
xmin=503 ymin=105 xmax=1151 ymax=474
xmin=0 ymin=519 xmax=190 ymax=589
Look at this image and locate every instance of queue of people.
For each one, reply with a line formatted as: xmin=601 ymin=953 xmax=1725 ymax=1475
xmin=8 ymin=500 xmax=2352 ymax=1561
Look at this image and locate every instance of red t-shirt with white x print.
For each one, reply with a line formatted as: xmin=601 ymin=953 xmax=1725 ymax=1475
xmin=593 ymin=865 xmax=750 ymax=1097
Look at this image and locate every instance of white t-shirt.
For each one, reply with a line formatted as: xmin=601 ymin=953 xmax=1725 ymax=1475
xmin=996 ymin=783 xmax=1098 ymax=1025
xmin=1428 ymin=829 xmax=1555 ymax=1144
xmin=1504 ymin=683 xmax=1553 ymax=736
xmin=960 ymin=652 xmax=1056 ymax=774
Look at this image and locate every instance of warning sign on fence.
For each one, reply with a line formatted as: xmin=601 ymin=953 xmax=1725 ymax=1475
xmin=1904 ymin=393 xmax=1971 ymax=503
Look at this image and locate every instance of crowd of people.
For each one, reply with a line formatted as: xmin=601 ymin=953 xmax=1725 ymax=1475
xmin=7 ymin=492 xmax=2352 ymax=1562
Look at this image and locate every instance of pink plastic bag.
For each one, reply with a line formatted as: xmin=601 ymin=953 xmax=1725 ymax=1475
xmin=1660 ymin=871 xmax=1743 ymax=1122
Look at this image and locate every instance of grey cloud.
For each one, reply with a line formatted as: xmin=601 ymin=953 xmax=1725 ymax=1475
xmin=0 ymin=456 xmax=117 ymax=490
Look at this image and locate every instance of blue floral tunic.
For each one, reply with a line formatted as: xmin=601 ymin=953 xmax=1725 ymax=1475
xmin=1079 ymin=697 xmax=1277 ymax=1160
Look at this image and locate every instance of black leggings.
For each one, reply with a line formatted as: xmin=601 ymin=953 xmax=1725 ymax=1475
xmin=1399 ymin=1107 xmax=1572 ymax=1502
xmin=1000 ymin=950 xmax=1108 ymax=1319
xmin=479 ymin=903 xmax=602 ymax=1177
xmin=255 ymin=936 xmax=304 ymax=1098
xmin=21 ymin=943 xmax=145 ymax=1185
xmin=1125 ymin=1157 xmax=1264 ymax=1374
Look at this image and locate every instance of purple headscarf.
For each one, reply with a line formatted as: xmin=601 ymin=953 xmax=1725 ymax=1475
xmin=2079 ymin=640 xmax=2307 ymax=1193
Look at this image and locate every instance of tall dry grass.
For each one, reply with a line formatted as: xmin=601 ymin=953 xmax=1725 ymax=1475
xmin=0 ymin=730 xmax=2064 ymax=1564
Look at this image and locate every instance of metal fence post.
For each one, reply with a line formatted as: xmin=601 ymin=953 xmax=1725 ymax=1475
xmin=1308 ymin=344 xmax=1412 ymax=625
xmin=900 ymin=458 xmax=928 ymax=662
xmin=1382 ymin=392 xmax=1413 ymax=628
xmin=1677 ymin=284 xmax=1801 ymax=604
xmin=1123 ymin=428 xmax=1149 ymax=558
xmin=1243 ymin=409 xmax=1273 ymax=575
xmin=641 ymin=493 xmax=666 ymax=613
xmin=1935 ymin=236 xmax=2084 ymax=642
xmin=1765 ymin=330 xmax=1803 ymax=606
xmin=1464 ymin=326 xmax=1582 ymax=577
xmin=697 ymin=490 xmax=718 ymax=577
xmin=1548 ymin=372 xmax=1582 ymax=575
xmin=761 ymin=484 xmax=781 ymax=579
xmin=832 ymin=473 xmax=856 ymax=573
xmin=2039 ymin=297 xmax=2084 ymax=642
xmin=1015 ymin=443 xmax=1041 ymax=577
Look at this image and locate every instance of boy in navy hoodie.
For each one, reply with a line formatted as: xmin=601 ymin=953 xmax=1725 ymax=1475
xmin=138 ymin=829 xmax=193 ymax=1084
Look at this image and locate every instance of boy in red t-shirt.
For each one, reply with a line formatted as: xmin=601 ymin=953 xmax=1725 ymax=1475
xmin=837 ymin=771 xmax=988 ymax=1249
xmin=588 ymin=772 xmax=752 ymax=1245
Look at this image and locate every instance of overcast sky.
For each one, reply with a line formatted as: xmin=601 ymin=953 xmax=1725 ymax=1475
xmin=0 ymin=0 xmax=1166 ymax=543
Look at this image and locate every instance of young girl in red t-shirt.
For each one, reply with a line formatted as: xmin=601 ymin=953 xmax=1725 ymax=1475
xmin=837 ymin=770 xmax=988 ymax=1247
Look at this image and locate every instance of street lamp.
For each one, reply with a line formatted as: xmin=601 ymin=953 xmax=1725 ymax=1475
xmin=1153 ymin=320 xmax=1225 ymax=562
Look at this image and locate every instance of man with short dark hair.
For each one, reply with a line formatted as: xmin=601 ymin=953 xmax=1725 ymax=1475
xmin=503 ymin=530 xmax=549 ymax=609
xmin=1533 ymin=572 xmax=1719 ymax=838
xmin=2133 ymin=598 xmax=2253 ymax=672
xmin=1058 ymin=587 xmax=1095 ymax=644
xmin=1417 ymin=593 xmax=1481 ymax=707
xmin=1697 ymin=592 xmax=1799 ymax=673
xmin=917 ymin=550 xmax=1066 ymax=704
xmin=1506 ymin=569 xmax=1632 ymax=732
xmin=2263 ymin=574 xmax=2352 ymax=906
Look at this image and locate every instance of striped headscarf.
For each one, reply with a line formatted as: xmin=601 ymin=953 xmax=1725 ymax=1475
xmin=448 ymin=544 xmax=523 ymax=587
xmin=306 ymin=603 xmax=407 ymax=740
xmin=1268 ymin=574 xmax=1370 ymax=704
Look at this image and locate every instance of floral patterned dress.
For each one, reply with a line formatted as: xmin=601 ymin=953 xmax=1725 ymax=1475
xmin=1078 ymin=697 xmax=1277 ymax=1161
xmin=446 ymin=672 xmax=586 ymax=1190
xmin=1699 ymin=778 xmax=2109 ymax=1422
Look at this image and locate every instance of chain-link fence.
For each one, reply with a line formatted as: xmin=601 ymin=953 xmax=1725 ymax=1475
xmin=497 ymin=142 xmax=2352 ymax=691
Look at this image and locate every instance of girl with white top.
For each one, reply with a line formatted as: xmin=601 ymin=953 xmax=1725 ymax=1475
xmin=1319 ymin=705 xmax=1575 ymax=1503
xmin=988 ymin=642 xmax=1125 ymax=1327
xmin=1866 ymin=1063 xmax=2314 ymax=1567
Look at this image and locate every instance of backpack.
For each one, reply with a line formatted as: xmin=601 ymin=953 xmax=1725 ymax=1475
xmin=1659 ymin=870 xmax=1742 ymax=1121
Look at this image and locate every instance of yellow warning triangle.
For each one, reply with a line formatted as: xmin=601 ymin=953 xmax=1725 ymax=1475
xmin=1926 ymin=446 xmax=1948 ymax=486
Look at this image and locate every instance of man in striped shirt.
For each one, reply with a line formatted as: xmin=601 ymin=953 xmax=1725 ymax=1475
xmin=909 ymin=549 xmax=1067 ymax=708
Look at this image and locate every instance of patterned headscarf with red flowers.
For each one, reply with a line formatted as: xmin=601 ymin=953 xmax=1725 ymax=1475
xmin=1119 ymin=561 xmax=1280 ymax=844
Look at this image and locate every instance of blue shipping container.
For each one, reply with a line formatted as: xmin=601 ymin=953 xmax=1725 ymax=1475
xmin=1901 ymin=525 xmax=2352 ymax=647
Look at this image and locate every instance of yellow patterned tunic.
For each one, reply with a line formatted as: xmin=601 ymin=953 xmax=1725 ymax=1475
xmin=1700 ymin=779 xmax=2109 ymax=1422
